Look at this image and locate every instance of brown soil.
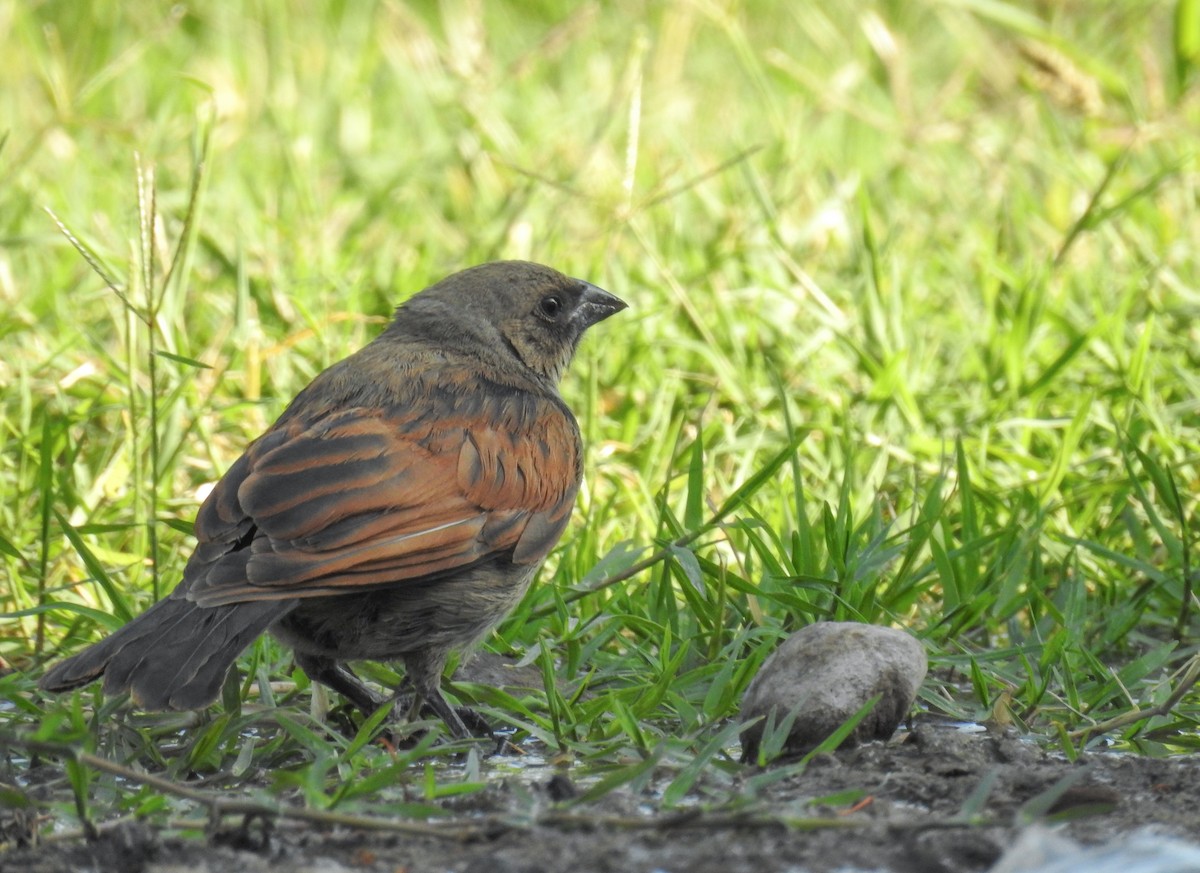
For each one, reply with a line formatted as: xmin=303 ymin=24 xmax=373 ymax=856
xmin=4 ymin=722 xmax=1199 ymax=873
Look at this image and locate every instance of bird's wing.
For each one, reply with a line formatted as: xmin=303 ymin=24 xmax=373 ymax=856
xmin=181 ymin=391 xmax=581 ymax=606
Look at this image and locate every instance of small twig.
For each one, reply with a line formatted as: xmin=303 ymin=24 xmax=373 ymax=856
xmin=1067 ymin=653 xmax=1200 ymax=742
xmin=536 ymin=809 xmax=861 ymax=831
xmin=37 ymin=814 xmax=140 ymax=846
xmin=10 ymin=737 xmax=481 ymax=841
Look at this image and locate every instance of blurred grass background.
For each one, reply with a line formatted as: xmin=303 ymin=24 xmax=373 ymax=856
xmin=2 ymin=0 xmax=1200 ymax=814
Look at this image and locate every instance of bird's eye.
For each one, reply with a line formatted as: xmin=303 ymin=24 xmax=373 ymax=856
xmin=537 ymin=295 xmax=563 ymax=320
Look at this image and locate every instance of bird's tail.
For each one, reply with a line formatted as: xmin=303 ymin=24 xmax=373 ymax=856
xmin=39 ymin=596 xmax=294 ymax=710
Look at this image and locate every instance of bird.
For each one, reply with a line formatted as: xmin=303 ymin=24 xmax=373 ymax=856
xmin=39 ymin=260 xmax=626 ymax=738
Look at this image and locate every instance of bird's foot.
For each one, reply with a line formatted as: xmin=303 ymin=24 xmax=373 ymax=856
xmin=451 ymin=704 xmax=495 ymax=740
xmin=411 ymin=688 xmax=495 ymax=742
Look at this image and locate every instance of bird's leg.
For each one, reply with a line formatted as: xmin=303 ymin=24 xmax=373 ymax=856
xmin=414 ymin=686 xmax=495 ymax=739
xmin=294 ymin=653 xmax=390 ymax=716
xmin=417 ymin=686 xmax=472 ymax=739
xmin=385 ymin=674 xmax=415 ymax=708
xmin=402 ymin=651 xmax=491 ymax=739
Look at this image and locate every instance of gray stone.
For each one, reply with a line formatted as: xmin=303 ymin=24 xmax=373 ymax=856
xmin=740 ymin=622 xmax=927 ymax=762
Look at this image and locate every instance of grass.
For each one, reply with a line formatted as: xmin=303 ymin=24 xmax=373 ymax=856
xmin=2 ymin=0 xmax=1199 ymax=835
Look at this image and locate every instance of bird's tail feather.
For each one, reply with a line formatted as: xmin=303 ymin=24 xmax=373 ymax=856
xmin=39 ymin=596 xmax=294 ymax=710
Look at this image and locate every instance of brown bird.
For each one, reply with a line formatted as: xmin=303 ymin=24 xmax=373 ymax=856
xmin=39 ymin=260 xmax=625 ymax=737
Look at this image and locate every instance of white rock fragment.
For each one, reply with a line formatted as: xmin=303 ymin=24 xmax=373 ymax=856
xmin=990 ymin=826 xmax=1200 ymax=873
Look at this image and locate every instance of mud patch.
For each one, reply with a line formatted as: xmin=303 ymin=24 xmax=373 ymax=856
xmin=4 ymin=724 xmax=1199 ymax=873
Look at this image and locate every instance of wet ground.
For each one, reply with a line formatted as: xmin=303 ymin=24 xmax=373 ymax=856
xmin=5 ymin=720 xmax=1200 ymax=873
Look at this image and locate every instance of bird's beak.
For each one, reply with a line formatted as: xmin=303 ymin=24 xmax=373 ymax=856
xmin=575 ymin=280 xmax=627 ymax=328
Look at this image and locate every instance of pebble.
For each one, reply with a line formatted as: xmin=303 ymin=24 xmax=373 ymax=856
xmin=739 ymin=622 xmax=927 ymax=762
xmin=989 ymin=826 xmax=1200 ymax=873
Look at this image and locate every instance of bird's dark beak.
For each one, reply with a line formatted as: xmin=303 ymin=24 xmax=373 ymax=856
xmin=575 ymin=280 xmax=627 ymax=328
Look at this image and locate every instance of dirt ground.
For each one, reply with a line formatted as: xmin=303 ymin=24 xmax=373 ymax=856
xmin=5 ymin=719 xmax=1200 ymax=873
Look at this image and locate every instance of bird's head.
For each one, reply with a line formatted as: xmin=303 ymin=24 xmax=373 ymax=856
xmin=393 ymin=261 xmax=627 ymax=386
